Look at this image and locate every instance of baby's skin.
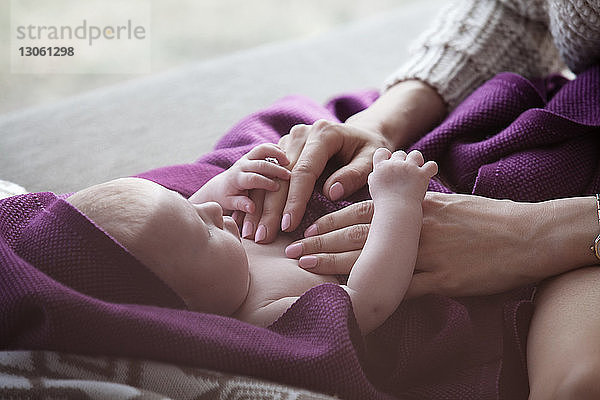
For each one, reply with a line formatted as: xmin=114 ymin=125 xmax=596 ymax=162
xmin=67 ymin=144 xmax=437 ymax=335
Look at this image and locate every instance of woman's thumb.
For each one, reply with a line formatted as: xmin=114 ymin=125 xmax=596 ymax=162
xmin=324 ymin=153 xmax=372 ymax=201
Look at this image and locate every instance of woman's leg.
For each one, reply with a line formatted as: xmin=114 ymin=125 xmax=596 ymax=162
xmin=527 ymin=266 xmax=600 ymax=400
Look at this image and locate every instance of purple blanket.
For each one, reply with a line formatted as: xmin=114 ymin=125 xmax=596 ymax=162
xmin=1 ymin=66 xmax=599 ymax=400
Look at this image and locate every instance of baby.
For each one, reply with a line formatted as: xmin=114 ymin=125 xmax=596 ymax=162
xmin=67 ymin=144 xmax=437 ymax=335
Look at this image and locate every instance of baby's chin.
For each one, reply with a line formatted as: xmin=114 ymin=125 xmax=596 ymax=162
xmin=184 ymin=285 xmax=249 ymax=317
xmin=177 ymin=261 xmax=250 ymax=317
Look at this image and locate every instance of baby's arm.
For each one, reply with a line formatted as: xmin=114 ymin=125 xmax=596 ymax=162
xmin=342 ymin=148 xmax=437 ymax=335
xmin=189 ymin=143 xmax=290 ymax=213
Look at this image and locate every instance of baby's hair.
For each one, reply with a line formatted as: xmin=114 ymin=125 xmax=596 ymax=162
xmin=67 ymin=178 xmax=154 ymax=248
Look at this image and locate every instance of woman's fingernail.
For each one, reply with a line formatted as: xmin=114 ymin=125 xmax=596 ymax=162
xmin=329 ymin=182 xmax=344 ymax=201
xmin=242 ymin=221 xmax=254 ymax=238
xmin=281 ymin=213 xmax=291 ymax=231
xmin=255 ymin=225 xmax=266 ymax=242
xmin=299 ymin=255 xmax=318 ymax=269
xmin=304 ymin=224 xmax=318 ymax=237
xmin=285 ymin=243 xmax=302 ymax=258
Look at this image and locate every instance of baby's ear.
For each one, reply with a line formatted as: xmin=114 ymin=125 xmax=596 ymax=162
xmin=372 ymin=148 xmax=392 ymax=169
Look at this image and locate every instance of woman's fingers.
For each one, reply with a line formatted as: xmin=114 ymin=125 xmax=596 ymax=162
xmin=322 ymin=149 xmax=375 ymax=198
xmin=279 ymin=119 xmax=393 ymax=234
xmin=285 ymin=224 xmax=369 ymax=258
xmin=255 ymin=179 xmax=290 ymax=243
xmin=297 ymin=250 xmax=361 ymax=275
xmin=241 ymin=190 xmax=265 ymax=239
xmin=281 ymin=121 xmax=347 ymax=232
xmin=303 ymin=201 xmax=374 ymax=237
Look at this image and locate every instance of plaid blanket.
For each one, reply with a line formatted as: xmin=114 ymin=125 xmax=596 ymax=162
xmin=0 ymin=351 xmax=336 ymax=399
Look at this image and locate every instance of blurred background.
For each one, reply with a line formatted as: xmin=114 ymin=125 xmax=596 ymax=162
xmin=1 ymin=0 xmax=408 ymax=115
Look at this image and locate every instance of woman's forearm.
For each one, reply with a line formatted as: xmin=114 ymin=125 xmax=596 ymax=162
xmin=287 ymin=194 xmax=600 ymax=297
xmin=406 ymin=193 xmax=600 ymax=298
xmin=346 ymin=80 xmax=447 ymax=149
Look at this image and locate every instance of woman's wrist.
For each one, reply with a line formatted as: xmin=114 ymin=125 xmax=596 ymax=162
xmin=528 ymin=196 xmax=599 ymax=280
xmin=514 ymin=197 xmax=599 ymax=281
xmin=347 ymin=80 xmax=447 ymax=149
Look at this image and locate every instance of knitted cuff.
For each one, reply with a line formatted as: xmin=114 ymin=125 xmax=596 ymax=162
xmin=383 ymin=0 xmax=561 ymax=111
xmin=382 ymin=45 xmax=484 ymax=111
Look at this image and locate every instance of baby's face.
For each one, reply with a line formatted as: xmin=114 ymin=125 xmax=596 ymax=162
xmin=126 ymin=179 xmax=249 ymax=316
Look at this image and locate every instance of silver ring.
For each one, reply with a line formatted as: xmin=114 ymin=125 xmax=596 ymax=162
xmin=265 ymin=157 xmax=279 ymax=166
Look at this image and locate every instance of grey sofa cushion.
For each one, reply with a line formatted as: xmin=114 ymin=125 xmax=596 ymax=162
xmin=1 ymin=0 xmax=440 ymax=194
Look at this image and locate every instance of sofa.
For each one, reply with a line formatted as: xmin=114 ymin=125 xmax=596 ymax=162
xmin=1 ymin=0 xmax=441 ymax=194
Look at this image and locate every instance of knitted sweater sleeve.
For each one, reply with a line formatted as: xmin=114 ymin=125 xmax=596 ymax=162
xmin=384 ymin=0 xmax=564 ymax=110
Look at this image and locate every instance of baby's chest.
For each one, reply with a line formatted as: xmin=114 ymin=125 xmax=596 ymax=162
xmin=248 ymin=259 xmax=339 ymax=302
xmin=240 ymin=236 xmax=340 ymax=312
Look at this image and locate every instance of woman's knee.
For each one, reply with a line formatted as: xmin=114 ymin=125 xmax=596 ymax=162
xmin=528 ymin=267 xmax=600 ymax=400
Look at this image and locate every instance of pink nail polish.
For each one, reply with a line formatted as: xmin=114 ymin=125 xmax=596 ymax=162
xmin=304 ymin=224 xmax=318 ymax=237
xmin=281 ymin=213 xmax=291 ymax=231
xmin=242 ymin=221 xmax=253 ymax=238
xmin=285 ymin=243 xmax=302 ymax=258
xmin=299 ymin=256 xmax=318 ymax=269
xmin=255 ymin=225 xmax=266 ymax=242
xmin=329 ymin=182 xmax=344 ymax=201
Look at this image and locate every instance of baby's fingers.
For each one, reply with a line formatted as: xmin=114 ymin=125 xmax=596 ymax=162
xmin=422 ymin=160 xmax=438 ymax=178
xmin=239 ymin=172 xmax=281 ymax=192
xmin=231 ymin=210 xmax=245 ymax=229
xmin=245 ymin=143 xmax=290 ymax=166
xmin=243 ymin=159 xmax=291 ymax=180
xmin=405 ymin=150 xmax=425 ymax=166
xmin=390 ymin=149 xmax=407 ymax=161
xmin=224 ymin=195 xmax=255 ymax=214
xmin=372 ymin=147 xmax=392 ymax=169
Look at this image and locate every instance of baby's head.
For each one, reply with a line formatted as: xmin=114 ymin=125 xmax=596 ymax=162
xmin=67 ymin=178 xmax=249 ymax=316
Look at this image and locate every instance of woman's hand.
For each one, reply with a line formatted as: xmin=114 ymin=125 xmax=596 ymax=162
xmin=279 ymin=120 xmax=392 ymax=229
xmin=239 ymin=80 xmax=447 ymax=243
xmin=239 ymin=119 xmax=392 ymax=243
xmin=285 ymin=192 xmax=600 ymax=298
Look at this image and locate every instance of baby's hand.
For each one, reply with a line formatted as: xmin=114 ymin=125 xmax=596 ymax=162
xmin=368 ymin=148 xmax=438 ymax=203
xmin=190 ymin=143 xmax=291 ymax=213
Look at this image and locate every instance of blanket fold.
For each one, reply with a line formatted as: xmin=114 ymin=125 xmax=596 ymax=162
xmin=1 ymin=65 xmax=599 ymax=400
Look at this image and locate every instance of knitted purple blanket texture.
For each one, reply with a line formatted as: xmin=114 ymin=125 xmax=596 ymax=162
xmin=1 ymin=66 xmax=599 ymax=399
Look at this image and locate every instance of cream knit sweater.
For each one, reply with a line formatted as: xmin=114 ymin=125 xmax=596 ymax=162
xmin=385 ymin=0 xmax=600 ymax=109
